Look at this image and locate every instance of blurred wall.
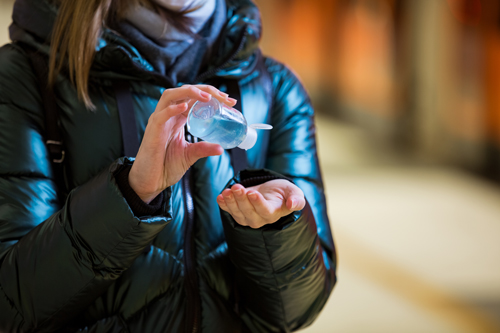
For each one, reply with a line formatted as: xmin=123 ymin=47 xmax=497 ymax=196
xmin=254 ymin=0 xmax=500 ymax=181
xmin=0 ymin=0 xmax=14 ymax=46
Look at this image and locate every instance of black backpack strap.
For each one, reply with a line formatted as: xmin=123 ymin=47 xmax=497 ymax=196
xmin=226 ymin=51 xmax=273 ymax=176
xmin=23 ymin=46 xmax=66 ymax=195
xmin=258 ymin=53 xmax=274 ymax=126
xmin=22 ymin=46 xmax=140 ymax=196
xmin=226 ymin=79 xmax=248 ymax=175
xmin=113 ymin=80 xmax=140 ymax=158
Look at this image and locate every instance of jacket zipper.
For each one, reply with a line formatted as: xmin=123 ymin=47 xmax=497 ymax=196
xmin=183 ymin=132 xmax=201 ymax=333
xmin=182 ymin=26 xmax=249 ymax=333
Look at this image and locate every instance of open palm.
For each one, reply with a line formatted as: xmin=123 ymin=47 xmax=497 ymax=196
xmin=217 ymin=179 xmax=306 ymax=228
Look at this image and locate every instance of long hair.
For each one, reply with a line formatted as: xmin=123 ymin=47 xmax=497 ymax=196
xmin=48 ymin=0 xmax=199 ymax=110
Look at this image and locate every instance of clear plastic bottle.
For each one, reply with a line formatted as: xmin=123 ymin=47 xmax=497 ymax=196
xmin=187 ymin=98 xmax=272 ymax=150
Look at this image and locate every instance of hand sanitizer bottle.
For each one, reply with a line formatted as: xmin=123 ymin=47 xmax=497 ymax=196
xmin=187 ymin=98 xmax=272 ymax=150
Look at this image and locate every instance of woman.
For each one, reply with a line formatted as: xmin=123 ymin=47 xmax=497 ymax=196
xmin=0 ymin=0 xmax=336 ymax=331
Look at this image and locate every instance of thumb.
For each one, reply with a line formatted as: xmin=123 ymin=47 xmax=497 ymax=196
xmin=285 ymin=185 xmax=306 ymax=211
xmin=186 ymin=141 xmax=223 ymax=165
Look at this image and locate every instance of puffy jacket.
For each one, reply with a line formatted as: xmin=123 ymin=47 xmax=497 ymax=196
xmin=0 ymin=0 xmax=337 ymax=332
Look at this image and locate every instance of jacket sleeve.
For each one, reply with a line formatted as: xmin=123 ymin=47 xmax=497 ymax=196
xmin=0 ymin=44 xmax=170 ymax=332
xmin=220 ymin=57 xmax=337 ymax=331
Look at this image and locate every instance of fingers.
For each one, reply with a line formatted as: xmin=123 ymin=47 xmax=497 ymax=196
xmin=286 ymin=195 xmax=306 ymax=211
xmin=156 ymin=85 xmax=237 ymax=116
xmin=151 ymin=85 xmax=239 ymax=131
xmin=156 ymin=85 xmax=211 ymax=114
xmin=194 ymin=85 xmax=237 ymax=107
xmin=217 ymin=188 xmax=248 ymax=224
xmin=216 ymin=193 xmax=229 ymax=212
xmin=185 ymin=141 xmax=223 ymax=165
xmin=217 ymin=185 xmax=260 ymax=227
xmin=284 ymin=183 xmax=306 ymax=211
xmin=147 ymin=103 xmax=189 ymax=136
xmin=218 ymin=188 xmax=247 ymax=225
xmin=231 ymin=184 xmax=260 ymax=223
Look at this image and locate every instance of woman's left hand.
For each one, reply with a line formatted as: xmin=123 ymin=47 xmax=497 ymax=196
xmin=217 ymin=179 xmax=306 ymax=228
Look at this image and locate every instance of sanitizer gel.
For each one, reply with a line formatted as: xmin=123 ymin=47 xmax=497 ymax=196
xmin=187 ymin=98 xmax=272 ymax=150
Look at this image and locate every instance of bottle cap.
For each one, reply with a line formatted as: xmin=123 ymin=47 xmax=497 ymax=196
xmin=237 ymin=124 xmax=273 ymax=150
xmin=250 ymin=124 xmax=273 ymax=130
xmin=238 ymin=126 xmax=258 ymax=150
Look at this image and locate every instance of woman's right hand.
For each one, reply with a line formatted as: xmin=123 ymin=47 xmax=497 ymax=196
xmin=128 ymin=84 xmax=236 ymax=204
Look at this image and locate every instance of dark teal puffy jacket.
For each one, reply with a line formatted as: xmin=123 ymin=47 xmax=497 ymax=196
xmin=0 ymin=0 xmax=336 ymax=331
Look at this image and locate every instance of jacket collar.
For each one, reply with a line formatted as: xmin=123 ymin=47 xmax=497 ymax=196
xmin=9 ymin=0 xmax=262 ymax=84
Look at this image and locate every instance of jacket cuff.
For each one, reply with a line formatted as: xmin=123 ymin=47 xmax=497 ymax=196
xmin=220 ymin=198 xmax=316 ymax=263
xmin=114 ymin=165 xmax=164 ymax=217
xmin=66 ymin=158 xmax=171 ymax=265
xmin=236 ymin=169 xmax=294 ymax=188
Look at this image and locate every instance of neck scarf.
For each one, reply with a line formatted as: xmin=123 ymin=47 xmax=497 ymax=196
xmin=114 ymin=0 xmax=225 ymax=84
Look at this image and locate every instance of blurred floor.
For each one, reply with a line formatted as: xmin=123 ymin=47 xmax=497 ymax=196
xmin=1 ymin=1 xmax=500 ymax=332
xmin=304 ymin=112 xmax=500 ymax=333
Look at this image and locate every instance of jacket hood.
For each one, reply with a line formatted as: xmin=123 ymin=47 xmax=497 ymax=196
xmin=8 ymin=0 xmax=262 ymax=84
xmin=9 ymin=0 xmax=57 ymax=44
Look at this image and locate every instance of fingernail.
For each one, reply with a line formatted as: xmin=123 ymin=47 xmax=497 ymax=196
xmin=219 ymin=91 xmax=229 ymax=97
xmin=227 ymin=97 xmax=237 ymax=103
xmin=226 ymin=194 xmax=233 ymax=201
xmin=248 ymin=192 xmax=257 ymax=200
xmin=234 ymin=189 xmax=243 ymax=196
xmin=200 ymin=92 xmax=211 ymax=99
xmin=290 ymin=198 xmax=297 ymax=209
xmin=177 ymin=103 xmax=186 ymax=109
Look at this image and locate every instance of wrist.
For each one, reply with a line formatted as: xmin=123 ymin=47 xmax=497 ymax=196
xmin=115 ymin=164 xmax=164 ymax=216
xmin=128 ymin=167 xmax=161 ymax=204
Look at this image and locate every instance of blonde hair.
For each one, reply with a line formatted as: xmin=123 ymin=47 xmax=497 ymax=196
xmin=48 ymin=0 xmax=199 ymax=110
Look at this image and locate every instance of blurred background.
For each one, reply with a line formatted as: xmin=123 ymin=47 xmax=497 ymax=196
xmin=1 ymin=0 xmax=500 ymax=332
xmin=252 ymin=0 xmax=500 ymax=332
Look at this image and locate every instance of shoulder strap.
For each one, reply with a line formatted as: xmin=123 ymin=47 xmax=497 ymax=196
xmin=226 ymin=79 xmax=248 ymax=175
xmin=112 ymin=80 xmax=140 ymax=157
xmin=259 ymin=54 xmax=274 ymax=125
xmin=226 ymin=52 xmax=273 ymax=175
xmin=22 ymin=45 xmax=66 ymax=195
